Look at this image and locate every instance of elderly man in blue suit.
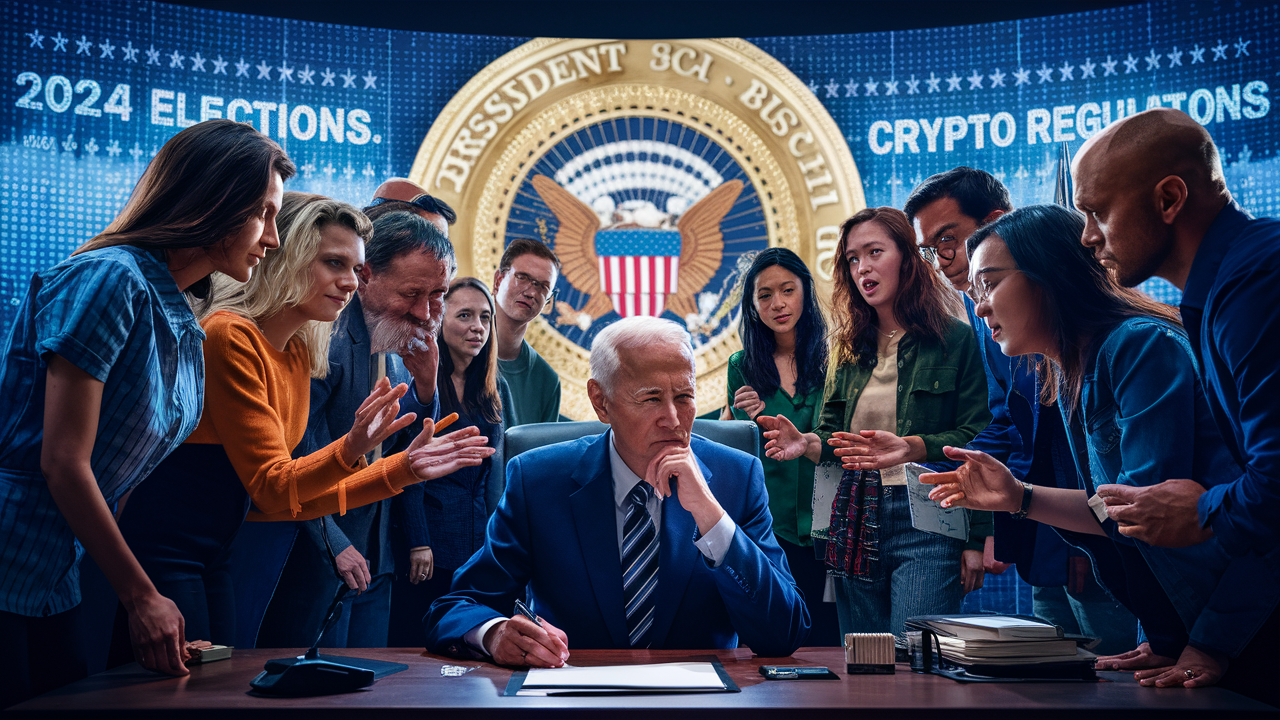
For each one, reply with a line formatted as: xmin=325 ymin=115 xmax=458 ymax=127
xmin=425 ymin=316 xmax=810 ymax=665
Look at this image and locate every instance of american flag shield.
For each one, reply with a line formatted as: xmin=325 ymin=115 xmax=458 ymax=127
xmin=595 ymin=229 xmax=682 ymax=318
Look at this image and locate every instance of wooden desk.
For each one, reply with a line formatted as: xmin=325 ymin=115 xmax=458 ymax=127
xmin=8 ymin=647 xmax=1274 ymax=719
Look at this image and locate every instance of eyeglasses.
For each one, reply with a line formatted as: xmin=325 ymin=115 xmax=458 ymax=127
xmin=968 ymin=267 xmax=1019 ymax=304
xmin=918 ymin=237 xmax=959 ymax=265
xmin=508 ymin=270 xmax=560 ymax=310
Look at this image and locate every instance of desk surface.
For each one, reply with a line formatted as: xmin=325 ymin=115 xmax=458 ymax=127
xmin=8 ymin=648 xmax=1275 ymax=719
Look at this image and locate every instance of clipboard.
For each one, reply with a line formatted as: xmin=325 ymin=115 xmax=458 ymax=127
xmin=503 ymin=658 xmax=740 ymax=696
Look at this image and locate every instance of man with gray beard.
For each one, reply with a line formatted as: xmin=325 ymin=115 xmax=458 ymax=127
xmin=259 ymin=211 xmax=457 ymax=648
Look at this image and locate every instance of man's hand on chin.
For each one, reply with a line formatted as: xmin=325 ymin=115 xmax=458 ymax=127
xmin=645 ymin=445 xmax=724 ymax=535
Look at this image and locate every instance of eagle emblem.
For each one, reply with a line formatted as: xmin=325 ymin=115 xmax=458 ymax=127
xmin=532 ymin=174 xmax=744 ymax=328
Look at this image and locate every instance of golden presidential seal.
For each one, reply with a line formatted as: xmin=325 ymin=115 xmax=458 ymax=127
xmin=410 ymin=38 xmax=865 ymax=420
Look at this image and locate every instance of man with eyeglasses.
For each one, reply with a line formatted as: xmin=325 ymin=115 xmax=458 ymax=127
xmin=904 ymin=167 xmax=1136 ymax=658
xmin=493 ymin=238 xmax=563 ymax=427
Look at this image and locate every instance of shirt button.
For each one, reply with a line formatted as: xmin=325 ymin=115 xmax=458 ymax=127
xmin=934 ymin=381 xmax=940 ymax=389
xmin=898 ymin=385 xmax=903 ymax=392
xmin=897 ymin=360 xmax=903 ymax=368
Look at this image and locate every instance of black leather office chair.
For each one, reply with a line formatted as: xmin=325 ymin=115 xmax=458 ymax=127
xmin=505 ymin=419 xmax=760 ymax=461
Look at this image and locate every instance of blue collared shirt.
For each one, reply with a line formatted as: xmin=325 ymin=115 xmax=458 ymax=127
xmin=1183 ymin=202 xmax=1280 ymax=569
xmin=0 ymin=246 xmax=205 ymax=616
xmin=1065 ymin=316 xmax=1277 ymax=658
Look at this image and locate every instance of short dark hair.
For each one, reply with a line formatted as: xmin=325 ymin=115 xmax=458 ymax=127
xmin=499 ymin=238 xmax=561 ymax=273
xmin=366 ymin=211 xmax=456 ymax=275
xmin=362 ymin=195 xmax=457 ymax=225
xmin=903 ymin=167 xmax=1013 ymax=224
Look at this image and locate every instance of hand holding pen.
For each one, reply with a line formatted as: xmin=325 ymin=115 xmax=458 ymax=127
xmin=483 ymin=598 xmax=570 ymax=668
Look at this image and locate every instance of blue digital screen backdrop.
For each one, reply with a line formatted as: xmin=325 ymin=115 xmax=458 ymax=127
xmin=3 ymin=0 xmax=1277 ymax=617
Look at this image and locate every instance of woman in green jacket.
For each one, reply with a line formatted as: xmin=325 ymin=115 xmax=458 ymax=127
xmin=721 ymin=247 xmax=838 ymax=645
xmin=760 ymin=207 xmax=992 ymax=639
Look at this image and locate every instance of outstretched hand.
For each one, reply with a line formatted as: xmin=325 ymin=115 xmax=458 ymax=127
xmin=833 ymin=430 xmax=913 ymax=471
xmin=406 ymin=418 xmax=495 ymax=481
xmin=758 ymin=414 xmax=806 ymax=461
xmin=920 ymin=446 xmax=1022 ymax=513
xmin=341 ymin=377 xmax=417 ymax=466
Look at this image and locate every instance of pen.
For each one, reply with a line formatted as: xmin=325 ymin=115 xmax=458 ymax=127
xmin=434 ymin=412 xmax=459 ymax=434
xmin=514 ymin=598 xmax=542 ymax=627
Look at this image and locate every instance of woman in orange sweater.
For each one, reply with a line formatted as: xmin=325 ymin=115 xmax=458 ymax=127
xmin=115 ymin=194 xmax=493 ymax=648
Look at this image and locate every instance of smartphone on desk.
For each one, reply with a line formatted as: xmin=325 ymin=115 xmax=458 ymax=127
xmin=759 ymin=665 xmax=838 ymax=679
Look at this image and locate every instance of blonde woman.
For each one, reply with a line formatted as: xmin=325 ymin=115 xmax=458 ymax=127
xmin=115 ymin=193 xmax=493 ymax=647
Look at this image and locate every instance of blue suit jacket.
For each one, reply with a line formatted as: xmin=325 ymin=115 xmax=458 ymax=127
xmin=424 ymin=432 xmax=810 ymax=657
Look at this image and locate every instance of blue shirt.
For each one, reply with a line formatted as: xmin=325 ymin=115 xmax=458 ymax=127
xmin=1065 ymin=316 xmax=1277 ymax=658
xmin=0 ymin=246 xmax=205 ymax=616
xmin=1183 ymin=202 xmax=1280 ymax=570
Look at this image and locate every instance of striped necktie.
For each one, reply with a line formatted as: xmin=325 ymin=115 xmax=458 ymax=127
xmin=621 ymin=482 xmax=659 ymax=648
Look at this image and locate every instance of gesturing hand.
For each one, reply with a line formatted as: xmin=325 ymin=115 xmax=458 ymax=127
xmin=833 ymin=430 xmax=914 ymax=471
xmin=334 ymin=545 xmax=371 ymax=593
xmin=759 ymin=414 xmax=807 ymax=461
xmin=406 ymin=418 xmax=495 ymax=482
xmin=731 ymin=385 xmax=766 ymax=419
xmin=341 ymin=377 xmax=418 ymax=466
xmin=128 ymin=591 xmax=190 ymax=677
xmin=1097 ymin=479 xmax=1213 ymax=548
xmin=485 ymin=614 xmax=570 ymax=667
xmin=645 ymin=445 xmax=724 ymax=535
xmin=921 ymin=446 xmax=1022 ymax=513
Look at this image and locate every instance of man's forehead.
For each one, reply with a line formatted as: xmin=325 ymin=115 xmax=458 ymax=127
xmin=509 ymin=253 xmax=557 ymax=278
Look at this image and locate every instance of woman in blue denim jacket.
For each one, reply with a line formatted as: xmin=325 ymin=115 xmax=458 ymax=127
xmin=925 ymin=204 xmax=1278 ymax=696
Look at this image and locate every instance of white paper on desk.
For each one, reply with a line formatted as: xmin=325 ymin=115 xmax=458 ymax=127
xmin=518 ymin=662 xmax=726 ymax=695
xmin=905 ymin=463 xmax=969 ymax=540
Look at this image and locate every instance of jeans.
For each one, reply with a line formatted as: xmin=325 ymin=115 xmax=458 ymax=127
xmin=834 ymin=486 xmax=964 ymax=639
xmin=1032 ymin=577 xmax=1137 ymax=656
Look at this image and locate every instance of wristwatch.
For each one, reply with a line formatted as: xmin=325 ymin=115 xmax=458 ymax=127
xmin=1010 ymin=481 xmax=1033 ymax=520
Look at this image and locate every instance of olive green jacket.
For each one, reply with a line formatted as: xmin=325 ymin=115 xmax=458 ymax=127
xmin=815 ymin=318 xmax=994 ymax=550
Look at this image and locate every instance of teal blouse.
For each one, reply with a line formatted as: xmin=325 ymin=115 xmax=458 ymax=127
xmin=725 ymin=350 xmax=824 ymax=547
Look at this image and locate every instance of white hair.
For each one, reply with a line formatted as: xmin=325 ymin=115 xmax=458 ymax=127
xmin=590 ymin=316 xmax=694 ymax=396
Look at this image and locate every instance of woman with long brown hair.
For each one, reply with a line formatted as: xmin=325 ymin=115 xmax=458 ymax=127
xmin=0 ymin=119 xmax=294 ymax=704
xmin=759 ymin=207 xmax=992 ymax=640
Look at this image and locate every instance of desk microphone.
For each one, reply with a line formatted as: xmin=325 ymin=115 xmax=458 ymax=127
xmin=249 ymin=524 xmax=381 ymax=695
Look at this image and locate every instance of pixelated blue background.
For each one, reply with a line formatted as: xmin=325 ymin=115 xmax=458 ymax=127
xmin=5 ymin=0 xmax=1278 ymax=619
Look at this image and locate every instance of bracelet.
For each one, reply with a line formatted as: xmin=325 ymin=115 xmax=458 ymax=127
xmin=1010 ymin=481 xmax=1033 ymax=520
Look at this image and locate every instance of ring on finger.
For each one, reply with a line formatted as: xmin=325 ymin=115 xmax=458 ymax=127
xmin=1185 ymin=669 xmax=1197 ymax=679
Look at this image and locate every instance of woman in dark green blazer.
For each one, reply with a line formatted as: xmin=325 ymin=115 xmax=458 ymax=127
xmin=760 ymin=207 xmax=992 ymax=640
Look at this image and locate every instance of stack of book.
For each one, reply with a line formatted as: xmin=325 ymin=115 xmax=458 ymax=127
xmin=907 ymin=615 xmax=1096 ymax=681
